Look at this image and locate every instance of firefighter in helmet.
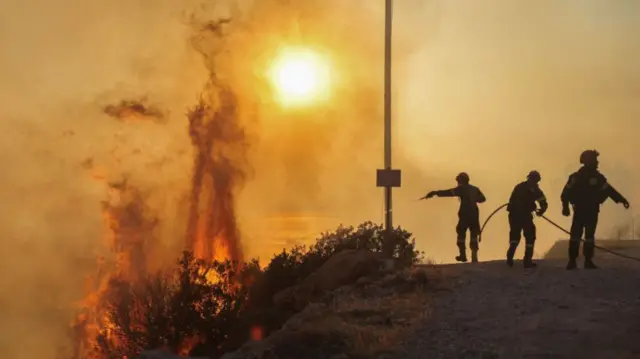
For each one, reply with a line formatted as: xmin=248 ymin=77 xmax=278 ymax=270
xmin=506 ymin=170 xmax=548 ymax=268
xmin=422 ymin=172 xmax=486 ymax=262
xmin=561 ymin=150 xmax=630 ymax=269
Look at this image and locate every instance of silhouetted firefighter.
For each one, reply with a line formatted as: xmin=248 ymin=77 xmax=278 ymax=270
xmin=561 ymin=149 xmax=630 ymax=270
xmin=506 ymin=170 xmax=548 ymax=268
xmin=423 ymin=172 xmax=486 ymax=262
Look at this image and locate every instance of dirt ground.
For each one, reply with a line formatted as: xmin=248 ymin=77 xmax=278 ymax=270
xmin=389 ymin=256 xmax=640 ymax=359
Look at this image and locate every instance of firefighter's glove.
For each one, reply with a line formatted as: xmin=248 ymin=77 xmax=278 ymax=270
xmin=425 ymin=191 xmax=436 ymax=199
xmin=535 ymin=209 xmax=545 ymax=217
xmin=562 ymin=204 xmax=570 ymax=217
xmin=622 ymin=199 xmax=630 ymax=209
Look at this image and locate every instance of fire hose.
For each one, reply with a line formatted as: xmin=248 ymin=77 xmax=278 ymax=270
xmin=479 ymin=203 xmax=640 ymax=262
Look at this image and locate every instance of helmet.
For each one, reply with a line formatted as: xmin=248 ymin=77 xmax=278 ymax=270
xmin=455 ymin=172 xmax=470 ymax=184
xmin=580 ymin=149 xmax=599 ymax=165
xmin=527 ymin=170 xmax=541 ymax=181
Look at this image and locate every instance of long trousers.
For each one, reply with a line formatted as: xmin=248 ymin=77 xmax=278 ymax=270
xmin=569 ymin=209 xmax=599 ymax=261
xmin=507 ymin=212 xmax=536 ymax=261
xmin=456 ymin=214 xmax=480 ymax=254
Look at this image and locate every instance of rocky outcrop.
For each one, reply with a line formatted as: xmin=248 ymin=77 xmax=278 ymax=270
xmin=136 ymin=349 xmax=207 ymax=359
xmin=273 ymin=249 xmax=385 ymax=311
xmin=220 ymin=266 xmax=430 ymax=359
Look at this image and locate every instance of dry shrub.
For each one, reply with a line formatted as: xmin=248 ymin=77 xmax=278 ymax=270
xmin=83 ymin=222 xmax=423 ymax=358
xmin=255 ymin=221 xmax=424 ymax=306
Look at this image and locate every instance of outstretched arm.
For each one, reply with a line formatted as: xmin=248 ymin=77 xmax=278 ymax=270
xmin=425 ymin=187 xmax=459 ymax=199
xmin=602 ymin=181 xmax=629 ymax=207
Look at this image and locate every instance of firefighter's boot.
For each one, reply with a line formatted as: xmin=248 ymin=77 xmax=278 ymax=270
xmin=566 ymin=239 xmax=579 ymax=270
xmin=455 ymin=242 xmax=467 ymax=262
xmin=583 ymin=240 xmax=597 ymax=269
xmin=506 ymin=243 xmax=518 ymax=267
xmin=469 ymin=235 xmax=479 ymax=263
xmin=523 ymin=243 xmax=536 ymax=268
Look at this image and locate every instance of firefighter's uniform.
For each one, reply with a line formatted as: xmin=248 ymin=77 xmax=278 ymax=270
xmin=506 ymin=171 xmax=548 ymax=268
xmin=425 ymin=172 xmax=486 ymax=262
xmin=561 ymin=150 xmax=630 ymax=269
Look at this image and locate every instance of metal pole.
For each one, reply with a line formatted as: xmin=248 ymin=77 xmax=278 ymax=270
xmin=384 ymin=0 xmax=393 ymax=232
xmin=382 ymin=0 xmax=394 ymax=259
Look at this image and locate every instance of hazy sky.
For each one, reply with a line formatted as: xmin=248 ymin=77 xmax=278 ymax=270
xmin=396 ymin=0 xmax=640 ymax=261
xmin=1 ymin=0 xmax=639 ymax=357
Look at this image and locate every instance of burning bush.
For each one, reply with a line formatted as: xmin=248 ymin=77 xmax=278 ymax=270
xmin=89 ymin=251 xmax=260 ymax=359
xmin=78 ymin=222 xmax=421 ymax=359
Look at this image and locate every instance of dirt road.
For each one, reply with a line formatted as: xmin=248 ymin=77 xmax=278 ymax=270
xmin=392 ymin=257 xmax=640 ymax=359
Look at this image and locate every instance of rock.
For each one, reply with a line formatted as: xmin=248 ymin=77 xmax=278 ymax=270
xmin=305 ymin=249 xmax=385 ymax=292
xmin=218 ymin=341 xmax=269 ymax=359
xmin=136 ymin=349 xmax=207 ymax=359
xmin=281 ymin=303 xmax=329 ymax=331
xmin=273 ymin=285 xmax=298 ymax=309
xmin=380 ymin=258 xmax=396 ymax=272
xmin=274 ymin=250 xmax=384 ymax=311
xmin=356 ymin=275 xmax=375 ymax=286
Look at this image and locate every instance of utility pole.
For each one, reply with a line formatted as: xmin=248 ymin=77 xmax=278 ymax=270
xmin=377 ymin=0 xmax=401 ymax=264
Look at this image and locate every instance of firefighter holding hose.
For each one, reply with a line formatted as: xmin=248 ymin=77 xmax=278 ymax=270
xmin=561 ymin=149 xmax=630 ymax=270
xmin=422 ymin=172 xmax=486 ymax=263
xmin=506 ymin=170 xmax=548 ymax=268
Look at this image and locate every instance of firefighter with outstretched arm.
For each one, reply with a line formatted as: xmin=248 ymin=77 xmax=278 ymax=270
xmin=422 ymin=172 xmax=486 ymax=262
xmin=506 ymin=170 xmax=548 ymax=268
xmin=561 ymin=150 xmax=630 ymax=269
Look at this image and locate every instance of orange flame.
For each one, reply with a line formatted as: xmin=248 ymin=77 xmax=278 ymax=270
xmin=186 ymin=91 xmax=246 ymax=265
xmin=177 ymin=335 xmax=201 ymax=356
xmin=71 ymin=173 xmax=157 ymax=359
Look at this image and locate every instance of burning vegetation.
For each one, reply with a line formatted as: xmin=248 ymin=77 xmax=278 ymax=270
xmin=69 ymin=178 xmax=161 ymax=359
xmin=67 ymin=16 xmax=253 ymax=358
xmin=66 ymin=220 xmax=420 ymax=359
xmin=68 ymin=97 xmax=422 ymax=357
xmin=68 ymin=152 xmax=421 ymax=358
xmin=61 ymin=7 xmax=421 ymax=359
xmin=69 ymin=97 xmax=251 ymax=357
xmin=186 ymin=88 xmax=247 ymax=264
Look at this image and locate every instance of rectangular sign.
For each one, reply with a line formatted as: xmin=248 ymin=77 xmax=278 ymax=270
xmin=376 ymin=169 xmax=401 ymax=187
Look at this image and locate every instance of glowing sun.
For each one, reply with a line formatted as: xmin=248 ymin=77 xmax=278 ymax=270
xmin=268 ymin=47 xmax=332 ymax=107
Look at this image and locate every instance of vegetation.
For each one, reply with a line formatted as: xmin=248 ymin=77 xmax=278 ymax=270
xmin=91 ymin=221 xmax=423 ymax=358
